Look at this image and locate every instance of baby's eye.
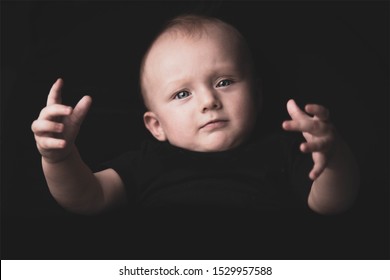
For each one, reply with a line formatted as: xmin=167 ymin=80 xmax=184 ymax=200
xmin=174 ymin=91 xmax=191 ymax=100
xmin=216 ymin=79 xmax=233 ymax=88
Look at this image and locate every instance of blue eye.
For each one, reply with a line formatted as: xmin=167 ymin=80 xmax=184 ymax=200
xmin=216 ymin=79 xmax=233 ymax=87
xmin=174 ymin=91 xmax=191 ymax=100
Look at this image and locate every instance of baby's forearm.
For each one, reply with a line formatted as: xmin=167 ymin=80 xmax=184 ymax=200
xmin=308 ymin=138 xmax=359 ymax=215
xmin=42 ymin=147 xmax=105 ymax=215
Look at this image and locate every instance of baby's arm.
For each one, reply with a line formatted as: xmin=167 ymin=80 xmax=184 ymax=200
xmin=282 ymin=99 xmax=359 ymax=215
xmin=31 ymin=78 xmax=127 ymax=214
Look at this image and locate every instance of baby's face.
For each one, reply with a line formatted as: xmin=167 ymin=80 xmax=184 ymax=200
xmin=142 ymin=26 xmax=257 ymax=152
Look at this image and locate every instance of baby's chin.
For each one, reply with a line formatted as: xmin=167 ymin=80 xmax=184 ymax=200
xmin=172 ymin=137 xmax=244 ymax=153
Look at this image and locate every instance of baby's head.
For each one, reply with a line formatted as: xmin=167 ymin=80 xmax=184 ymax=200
xmin=140 ymin=14 xmax=260 ymax=152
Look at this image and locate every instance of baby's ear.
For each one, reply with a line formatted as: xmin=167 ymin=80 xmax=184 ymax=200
xmin=143 ymin=111 xmax=167 ymax=141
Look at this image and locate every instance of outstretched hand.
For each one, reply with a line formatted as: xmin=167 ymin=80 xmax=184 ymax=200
xmin=31 ymin=78 xmax=92 ymax=163
xmin=282 ymin=99 xmax=336 ymax=180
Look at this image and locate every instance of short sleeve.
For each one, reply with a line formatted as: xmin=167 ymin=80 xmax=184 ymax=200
xmin=97 ymin=150 xmax=141 ymax=203
xmin=285 ymin=133 xmax=314 ymax=206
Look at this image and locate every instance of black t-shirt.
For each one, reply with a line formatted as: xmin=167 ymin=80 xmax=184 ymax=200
xmin=101 ymin=131 xmax=314 ymax=212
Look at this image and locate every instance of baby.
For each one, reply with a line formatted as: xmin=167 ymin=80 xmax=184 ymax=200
xmin=31 ymin=14 xmax=359 ymax=215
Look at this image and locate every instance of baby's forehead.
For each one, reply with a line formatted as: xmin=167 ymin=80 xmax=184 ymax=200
xmin=140 ymin=18 xmax=254 ymax=107
xmin=145 ymin=29 xmax=247 ymax=81
xmin=150 ymin=23 xmax=245 ymax=63
xmin=159 ymin=21 xmax=241 ymax=44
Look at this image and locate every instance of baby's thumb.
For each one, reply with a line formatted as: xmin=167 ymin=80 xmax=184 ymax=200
xmin=72 ymin=95 xmax=93 ymax=127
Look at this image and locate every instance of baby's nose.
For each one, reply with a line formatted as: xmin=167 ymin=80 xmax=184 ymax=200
xmin=200 ymin=89 xmax=222 ymax=112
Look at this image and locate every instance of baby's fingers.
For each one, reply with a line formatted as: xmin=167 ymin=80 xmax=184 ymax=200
xmin=31 ymin=119 xmax=64 ymax=136
xmin=47 ymin=78 xmax=64 ymax=106
xmin=70 ymin=95 xmax=92 ymax=127
xmin=309 ymin=152 xmax=327 ymax=180
xmin=286 ymin=99 xmax=307 ymax=120
xmin=35 ymin=136 xmax=67 ymax=150
xmin=282 ymin=118 xmax=320 ymax=134
xmin=300 ymin=136 xmax=333 ymax=153
xmin=283 ymin=118 xmax=330 ymax=136
xmin=305 ymin=104 xmax=330 ymax=121
xmin=38 ymin=104 xmax=72 ymax=120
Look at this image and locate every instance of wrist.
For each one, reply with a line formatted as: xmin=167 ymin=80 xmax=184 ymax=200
xmin=42 ymin=146 xmax=78 ymax=165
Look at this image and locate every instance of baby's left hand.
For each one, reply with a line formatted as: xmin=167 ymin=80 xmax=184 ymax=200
xmin=282 ymin=99 xmax=336 ymax=180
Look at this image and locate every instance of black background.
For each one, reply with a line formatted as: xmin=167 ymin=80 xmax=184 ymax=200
xmin=1 ymin=0 xmax=389 ymax=259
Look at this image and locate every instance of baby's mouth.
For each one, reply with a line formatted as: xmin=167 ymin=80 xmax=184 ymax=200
xmin=200 ymin=119 xmax=228 ymax=130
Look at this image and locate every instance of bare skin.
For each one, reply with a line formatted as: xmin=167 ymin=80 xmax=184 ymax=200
xmin=31 ymin=78 xmax=126 ymax=214
xmin=283 ymin=99 xmax=359 ymax=214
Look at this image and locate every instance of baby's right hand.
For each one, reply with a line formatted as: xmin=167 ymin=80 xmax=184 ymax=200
xmin=31 ymin=78 xmax=92 ymax=163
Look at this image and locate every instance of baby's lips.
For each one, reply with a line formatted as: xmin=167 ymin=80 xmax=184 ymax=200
xmin=200 ymin=119 xmax=228 ymax=130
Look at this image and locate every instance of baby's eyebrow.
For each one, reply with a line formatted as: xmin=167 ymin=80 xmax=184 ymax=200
xmin=161 ymin=63 xmax=242 ymax=91
xmin=163 ymin=78 xmax=190 ymax=93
